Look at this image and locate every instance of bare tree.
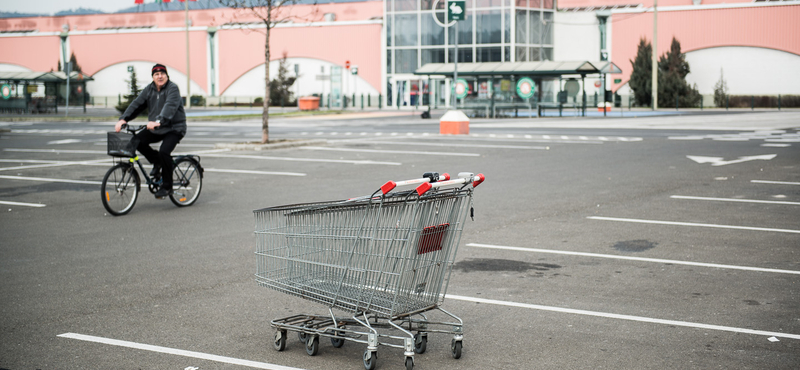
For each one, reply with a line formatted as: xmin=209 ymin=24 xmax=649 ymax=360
xmin=217 ymin=0 xmax=317 ymax=143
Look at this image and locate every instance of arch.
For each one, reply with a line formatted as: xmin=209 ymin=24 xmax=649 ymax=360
xmin=685 ymin=46 xmax=800 ymax=95
xmin=221 ymin=57 xmax=378 ymax=98
xmin=0 ymin=63 xmax=33 ymax=72
xmin=87 ymin=61 xmax=207 ymax=99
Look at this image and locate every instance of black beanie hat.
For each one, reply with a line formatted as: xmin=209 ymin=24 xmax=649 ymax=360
xmin=151 ymin=64 xmax=168 ymax=76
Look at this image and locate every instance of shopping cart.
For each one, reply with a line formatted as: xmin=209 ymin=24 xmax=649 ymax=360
xmin=254 ymin=172 xmax=485 ymax=370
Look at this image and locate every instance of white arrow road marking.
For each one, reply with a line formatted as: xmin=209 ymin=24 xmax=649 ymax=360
xmin=687 ymin=154 xmax=776 ymax=166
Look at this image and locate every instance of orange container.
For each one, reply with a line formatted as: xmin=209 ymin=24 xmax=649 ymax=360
xmin=298 ymin=96 xmax=320 ymax=111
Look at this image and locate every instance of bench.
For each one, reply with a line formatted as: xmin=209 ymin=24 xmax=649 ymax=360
xmin=537 ymin=102 xmax=581 ymax=117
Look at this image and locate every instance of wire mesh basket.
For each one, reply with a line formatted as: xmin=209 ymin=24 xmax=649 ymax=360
xmin=107 ymin=132 xmax=139 ymax=157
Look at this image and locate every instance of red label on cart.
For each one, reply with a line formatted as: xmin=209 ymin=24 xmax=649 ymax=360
xmin=417 ymin=223 xmax=449 ymax=255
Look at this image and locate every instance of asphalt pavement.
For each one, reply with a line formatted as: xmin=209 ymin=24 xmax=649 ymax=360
xmin=1 ymin=110 xmax=798 ymax=370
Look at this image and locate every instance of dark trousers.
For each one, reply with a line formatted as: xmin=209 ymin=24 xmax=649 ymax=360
xmin=135 ymin=130 xmax=184 ymax=190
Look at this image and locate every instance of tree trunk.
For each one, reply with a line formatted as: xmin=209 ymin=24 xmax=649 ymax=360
xmin=262 ymin=18 xmax=271 ymax=144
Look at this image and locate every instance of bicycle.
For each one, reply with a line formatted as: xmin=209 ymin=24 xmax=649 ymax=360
xmin=101 ymin=124 xmax=204 ymax=216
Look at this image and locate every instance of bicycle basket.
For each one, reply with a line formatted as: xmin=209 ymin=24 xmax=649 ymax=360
xmin=107 ymin=132 xmax=139 ymax=157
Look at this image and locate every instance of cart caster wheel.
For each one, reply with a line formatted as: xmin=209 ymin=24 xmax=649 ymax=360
xmin=451 ymin=339 xmax=462 ymax=359
xmin=305 ymin=335 xmax=319 ymax=356
xmin=405 ymin=356 xmax=414 ymax=370
xmin=331 ymin=336 xmax=345 ymax=348
xmin=273 ymin=330 xmax=286 ymax=351
xmin=414 ymin=333 xmax=427 ymax=354
xmin=363 ymin=350 xmax=377 ymax=370
xmin=298 ymin=331 xmax=308 ymax=344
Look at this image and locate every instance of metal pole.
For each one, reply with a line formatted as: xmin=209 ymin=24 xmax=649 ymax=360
xmin=185 ymin=0 xmax=191 ymax=108
xmin=652 ymin=0 xmax=658 ymax=110
xmin=453 ymin=21 xmax=459 ymax=108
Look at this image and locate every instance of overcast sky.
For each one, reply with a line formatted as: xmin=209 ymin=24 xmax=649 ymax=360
xmin=1 ymin=0 xmax=144 ymax=15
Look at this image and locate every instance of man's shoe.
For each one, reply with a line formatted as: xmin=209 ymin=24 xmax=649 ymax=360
xmin=154 ymin=188 xmax=172 ymax=198
xmin=150 ymin=164 xmax=161 ymax=178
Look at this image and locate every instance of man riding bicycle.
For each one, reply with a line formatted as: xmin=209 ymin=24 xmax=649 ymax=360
xmin=115 ymin=63 xmax=187 ymax=199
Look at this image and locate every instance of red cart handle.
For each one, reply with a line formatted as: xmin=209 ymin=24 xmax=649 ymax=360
xmin=380 ymin=172 xmax=450 ymax=194
xmin=416 ymin=173 xmax=485 ymax=195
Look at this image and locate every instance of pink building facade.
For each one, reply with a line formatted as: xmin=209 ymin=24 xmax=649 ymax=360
xmin=0 ymin=2 xmax=384 ymax=105
xmin=2 ymin=0 xmax=798 ymax=108
xmin=556 ymin=0 xmax=800 ymax=101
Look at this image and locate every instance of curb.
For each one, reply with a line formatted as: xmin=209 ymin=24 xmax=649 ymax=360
xmin=214 ymin=139 xmax=327 ymax=151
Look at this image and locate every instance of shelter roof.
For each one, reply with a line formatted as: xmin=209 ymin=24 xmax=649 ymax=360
xmin=415 ymin=61 xmax=608 ymax=77
xmin=0 ymin=71 xmax=94 ymax=83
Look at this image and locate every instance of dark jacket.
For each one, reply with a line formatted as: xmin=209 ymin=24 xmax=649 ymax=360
xmin=120 ymin=79 xmax=187 ymax=135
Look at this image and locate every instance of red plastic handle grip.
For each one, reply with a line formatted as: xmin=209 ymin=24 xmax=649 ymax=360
xmin=473 ymin=173 xmax=485 ymax=187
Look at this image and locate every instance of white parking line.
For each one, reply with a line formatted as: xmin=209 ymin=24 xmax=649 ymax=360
xmin=588 ymin=216 xmax=800 ymax=234
xmin=466 ymin=243 xmax=800 ymax=275
xmin=0 ymin=175 xmax=102 ymax=185
xmin=446 ymin=295 xmax=800 ymax=340
xmin=337 ymin=140 xmax=550 ymax=150
xmin=301 ymin=146 xmax=480 ymax=157
xmin=0 ymin=200 xmax=46 ymax=208
xmin=206 ymin=153 xmax=401 ymax=166
xmin=0 ymin=159 xmax=109 ymax=172
xmin=205 ymin=168 xmax=306 ymax=176
xmin=671 ymin=195 xmax=800 ymax=206
xmin=5 ymin=148 xmax=105 ymax=154
xmin=57 ymin=333 xmax=305 ymax=370
xmin=752 ymin=180 xmax=800 ymax=186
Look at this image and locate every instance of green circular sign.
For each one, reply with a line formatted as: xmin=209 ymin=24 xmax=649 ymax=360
xmin=516 ymin=78 xmax=536 ymax=99
xmin=453 ymin=78 xmax=469 ymax=99
xmin=1 ymin=84 xmax=11 ymax=100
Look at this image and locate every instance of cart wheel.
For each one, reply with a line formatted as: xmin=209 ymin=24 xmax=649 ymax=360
xmin=298 ymin=331 xmax=308 ymax=344
xmin=273 ymin=330 xmax=286 ymax=351
xmin=305 ymin=335 xmax=319 ymax=356
xmin=405 ymin=356 xmax=414 ymax=370
xmin=363 ymin=350 xmax=377 ymax=370
xmin=331 ymin=336 xmax=345 ymax=348
xmin=413 ymin=333 xmax=427 ymax=354
xmin=451 ymin=339 xmax=462 ymax=359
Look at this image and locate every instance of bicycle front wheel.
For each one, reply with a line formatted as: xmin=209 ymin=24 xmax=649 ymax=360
xmin=169 ymin=157 xmax=202 ymax=207
xmin=101 ymin=163 xmax=140 ymax=216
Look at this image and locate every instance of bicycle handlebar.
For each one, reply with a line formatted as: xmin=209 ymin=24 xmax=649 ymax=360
xmin=121 ymin=123 xmax=146 ymax=133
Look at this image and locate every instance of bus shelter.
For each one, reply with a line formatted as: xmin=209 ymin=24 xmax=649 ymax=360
xmin=414 ymin=61 xmax=621 ymax=118
xmin=0 ymin=71 xmax=93 ymax=114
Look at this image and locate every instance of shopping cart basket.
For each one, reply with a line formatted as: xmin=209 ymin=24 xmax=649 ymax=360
xmin=254 ymin=172 xmax=485 ymax=370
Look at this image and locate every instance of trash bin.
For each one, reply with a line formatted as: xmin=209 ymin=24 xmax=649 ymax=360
xmin=298 ymin=96 xmax=320 ymax=111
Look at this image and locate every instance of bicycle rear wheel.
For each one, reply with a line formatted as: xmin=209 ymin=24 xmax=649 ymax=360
xmin=101 ymin=163 xmax=140 ymax=216
xmin=169 ymin=157 xmax=202 ymax=207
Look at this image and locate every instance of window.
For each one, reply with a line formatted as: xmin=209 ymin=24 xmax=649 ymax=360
xmin=386 ymin=15 xmax=392 ymax=47
xmin=422 ymin=48 xmax=446 ymax=65
xmin=421 ymin=12 xmax=445 ymax=45
xmin=542 ymin=12 xmax=553 ymax=44
xmin=395 ymin=14 xmax=418 ymax=46
xmin=448 ymin=47 xmax=473 ymax=63
xmin=477 ymin=47 xmax=502 ymax=62
xmin=395 ymin=49 xmax=418 ymax=73
xmin=516 ymin=46 xmax=527 ymax=61
xmin=504 ymin=9 xmax=511 ymax=43
xmin=395 ymin=0 xmax=416 ymax=11
xmin=541 ymin=47 xmax=553 ymax=61
xmin=477 ymin=0 xmax=502 ymax=6
xmin=529 ymin=11 xmax=541 ymax=45
xmin=515 ymin=10 xmax=526 ymax=44
xmin=476 ymin=10 xmax=501 ymax=44
xmin=448 ymin=14 xmax=472 ymax=44
xmin=529 ymin=47 xmax=540 ymax=61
